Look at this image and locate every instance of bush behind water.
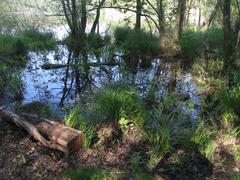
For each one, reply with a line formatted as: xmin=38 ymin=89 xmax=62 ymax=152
xmin=114 ymin=27 xmax=160 ymax=58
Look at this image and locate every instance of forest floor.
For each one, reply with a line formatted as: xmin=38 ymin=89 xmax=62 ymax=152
xmin=0 ymin=116 xmax=238 ymax=180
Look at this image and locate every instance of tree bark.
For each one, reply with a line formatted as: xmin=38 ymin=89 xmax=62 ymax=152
xmin=205 ymin=0 xmax=221 ymax=29
xmin=174 ymin=0 xmax=186 ymax=43
xmin=135 ymin=0 xmax=142 ymax=30
xmin=222 ymin=0 xmax=233 ymax=87
xmin=81 ymin=0 xmax=87 ymax=32
xmin=91 ymin=0 xmax=106 ymax=33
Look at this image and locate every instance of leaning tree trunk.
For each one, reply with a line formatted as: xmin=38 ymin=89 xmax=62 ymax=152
xmin=205 ymin=0 xmax=221 ymax=29
xmin=223 ymin=0 xmax=233 ymax=87
xmin=91 ymin=0 xmax=106 ymax=33
xmin=174 ymin=0 xmax=186 ymax=42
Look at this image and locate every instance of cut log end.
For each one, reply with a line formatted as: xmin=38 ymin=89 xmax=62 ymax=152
xmin=0 ymin=109 xmax=83 ymax=153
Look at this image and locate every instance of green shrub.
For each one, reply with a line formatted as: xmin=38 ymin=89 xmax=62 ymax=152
xmin=20 ymin=29 xmax=56 ymax=51
xmin=0 ymin=35 xmax=27 ymax=56
xmin=0 ymin=62 xmax=21 ymax=94
xmin=203 ymin=28 xmax=224 ymax=53
xmin=95 ymin=85 xmax=146 ymax=128
xmin=63 ymin=166 xmax=113 ymax=180
xmin=65 ymin=105 xmax=97 ymax=149
xmin=180 ymin=30 xmax=204 ymax=60
xmin=221 ymin=85 xmax=240 ymax=117
xmin=88 ymin=33 xmax=107 ymax=49
xmin=114 ymin=27 xmax=160 ymax=58
xmin=191 ymin=121 xmax=216 ymax=160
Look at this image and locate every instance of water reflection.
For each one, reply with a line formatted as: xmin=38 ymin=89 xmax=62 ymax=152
xmin=20 ymin=44 xmax=200 ymax=121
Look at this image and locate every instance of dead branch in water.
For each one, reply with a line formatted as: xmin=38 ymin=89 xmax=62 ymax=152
xmin=41 ymin=62 xmax=120 ymax=70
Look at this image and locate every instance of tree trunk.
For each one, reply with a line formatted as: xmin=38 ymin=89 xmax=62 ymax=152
xmin=198 ymin=2 xmax=201 ymax=26
xmin=174 ymin=0 xmax=186 ymax=42
xmin=135 ymin=0 xmax=142 ymax=30
xmin=222 ymin=0 xmax=233 ymax=87
xmin=205 ymin=0 xmax=221 ymax=29
xmin=91 ymin=0 xmax=106 ymax=33
xmin=81 ymin=0 xmax=87 ymax=32
xmin=157 ymin=0 xmax=165 ymax=34
xmin=185 ymin=0 xmax=194 ymax=26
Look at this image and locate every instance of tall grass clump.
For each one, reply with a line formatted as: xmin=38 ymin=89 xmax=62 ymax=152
xmin=0 ymin=62 xmax=21 ymax=94
xmin=63 ymin=166 xmax=114 ymax=180
xmin=65 ymin=105 xmax=97 ymax=148
xmin=203 ymin=28 xmax=224 ymax=53
xmin=145 ymin=94 xmax=193 ymax=169
xmin=220 ymin=85 xmax=240 ymax=117
xmin=20 ymin=29 xmax=57 ymax=51
xmin=95 ymin=85 xmax=146 ymax=128
xmin=65 ymin=85 xmax=146 ymax=148
xmin=191 ymin=121 xmax=217 ymax=160
xmin=180 ymin=30 xmax=204 ymax=60
xmin=114 ymin=27 xmax=160 ymax=59
xmin=0 ymin=35 xmax=27 ymax=56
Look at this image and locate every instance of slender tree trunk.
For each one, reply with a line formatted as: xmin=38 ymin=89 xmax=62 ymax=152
xmin=135 ymin=0 xmax=142 ymax=30
xmin=81 ymin=0 xmax=87 ymax=32
xmin=174 ymin=0 xmax=186 ymax=42
xmin=205 ymin=0 xmax=221 ymax=29
xmin=223 ymin=0 xmax=233 ymax=87
xmin=157 ymin=0 xmax=165 ymax=34
xmin=198 ymin=1 xmax=201 ymax=26
xmin=91 ymin=0 xmax=106 ymax=33
xmin=185 ymin=0 xmax=194 ymax=26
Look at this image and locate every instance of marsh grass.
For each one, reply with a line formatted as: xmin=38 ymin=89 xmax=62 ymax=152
xmin=0 ymin=35 xmax=27 ymax=56
xmin=0 ymin=29 xmax=56 ymax=57
xmin=63 ymin=166 xmax=115 ymax=180
xmin=65 ymin=105 xmax=97 ymax=149
xmin=0 ymin=62 xmax=21 ymax=94
xmin=20 ymin=29 xmax=57 ymax=51
xmin=191 ymin=121 xmax=217 ymax=160
xmin=95 ymin=85 xmax=146 ymax=128
xmin=180 ymin=28 xmax=225 ymax=60
xmin=114 ymin=27 xmax=160 ymax=67
xmin=65 ymin=85 xmax=146 ymax=148
xmin=221 ymin=86 xmax=240 ymax=117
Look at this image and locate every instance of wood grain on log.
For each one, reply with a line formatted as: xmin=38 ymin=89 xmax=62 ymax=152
xmin=0 ymin=109 xmax=83 ymax=153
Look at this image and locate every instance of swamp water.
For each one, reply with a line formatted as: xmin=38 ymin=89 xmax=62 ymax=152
xmin=1 ymin=28 xmax=201 ymax=121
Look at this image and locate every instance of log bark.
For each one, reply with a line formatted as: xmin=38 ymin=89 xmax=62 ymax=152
xmin=0 ymin=109 xmax=83 ymax=153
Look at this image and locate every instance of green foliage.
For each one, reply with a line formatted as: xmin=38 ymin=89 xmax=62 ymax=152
xmin=220 ymin=85 xmax=240 ymax=117
xmin=95 ymin=85 xmax=146 ymax=127
xmin=180 ymin=28 xmax=224 ymax=60
xmin=65 ymin=105 xmax=97 ymax=149
xmin=144 ymin=94 xmax=188 ymax=160
xmin=0 ymin=29 xmax=56 ymax=60
xmin=180 ymin=30 xmax=204 ymax=60
xmin=87 ymin=33 xmax=110 ymax=49
xmin=63 ymin=166 xmax=114 ymax=180
xmin=0 ymin=35 xmax=27 ymax=56
xmin=203 ymin=28 xmax=224 ymax=52
xmin=0 ymin=62 xmax=21 ymax=94
xmin=191 ymin=121 xmax=216 ymax=160
xmin=130 ymin=152 xmax=142 ymax=172
xmin=20 ymin=29 xmax=56 ymax=51
xmin=114 ymin=27 xmax=160 ymax=58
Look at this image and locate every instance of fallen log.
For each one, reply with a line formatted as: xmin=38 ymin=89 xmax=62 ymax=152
xmin=41 ymin=62 xmax=120 ymax=70
xmin=0 ymin=109 xmax=83 ymax=153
